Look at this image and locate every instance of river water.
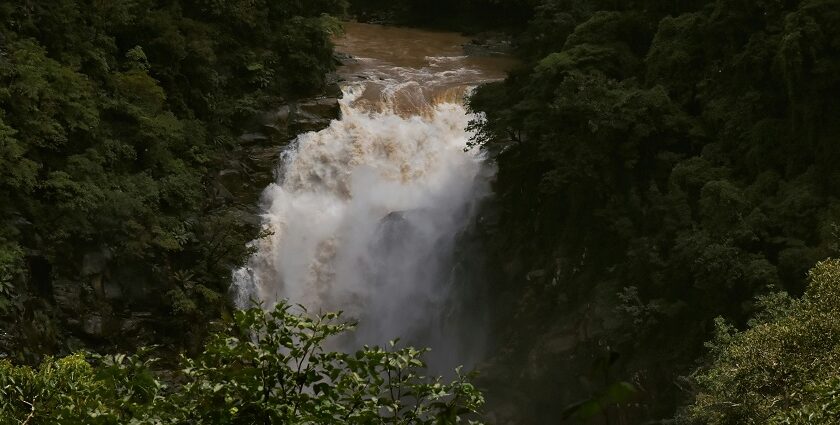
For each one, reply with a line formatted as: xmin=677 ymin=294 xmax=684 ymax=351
xmin=233 ymin=23 xmax=513 ymax=371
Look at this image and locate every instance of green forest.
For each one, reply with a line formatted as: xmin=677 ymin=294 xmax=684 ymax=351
xmin=464 ymin=0 xmax=840 ymax=422
xmin=0 ymin=0 xmax=344 ymax=359
xmin=3 ymin=0 xmax=840 ymax=423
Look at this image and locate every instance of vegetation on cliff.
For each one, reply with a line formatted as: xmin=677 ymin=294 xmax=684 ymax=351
xmin=0 ymin=0 xmax=345 ymax=360
xmin=686 ymin=259 xmax=840 ymax=424
xmin=466 ymin=0 xmax=840 ymax=422
xmin=3 ymin=0 xmax=840 ymax=423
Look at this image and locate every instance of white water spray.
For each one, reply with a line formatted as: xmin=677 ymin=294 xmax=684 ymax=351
xmin=233 ymin=23 xmax=511 ymax=370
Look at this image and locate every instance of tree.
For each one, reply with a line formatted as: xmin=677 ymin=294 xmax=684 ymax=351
xmin=0 ymin=0 xmax=347 ymax=359
xmin=467 ymin=0 xmax=840 ymax=422
xmin=0 ymin=301 xmax=485 ymax=424
xmin=685 ymin=258 xmax=840 ymax=424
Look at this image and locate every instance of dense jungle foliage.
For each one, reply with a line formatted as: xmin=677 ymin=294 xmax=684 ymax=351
xmin=465 ymin=0 xmax=840 ymax=422
xmin=0 ymin=0 xmax=345 ymax=360
xmin=0 ymin=303 xmax=484 ymax=424
xmin=3 ymin=0 xmax=840 ymax=423
xmin=687 ymin=259 xmax=840 ymax=424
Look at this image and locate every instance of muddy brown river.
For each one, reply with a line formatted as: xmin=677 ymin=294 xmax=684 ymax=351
xmin=335 ymin=22 xmax=516 ymax=115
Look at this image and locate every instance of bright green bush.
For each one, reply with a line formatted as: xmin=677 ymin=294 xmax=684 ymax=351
xmin=0 ymin=302 xmax=484 ymax=424
xmin=686 ymin=259 xmax=840 ymax=424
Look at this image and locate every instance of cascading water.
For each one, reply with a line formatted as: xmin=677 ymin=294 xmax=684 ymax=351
xmin=232 ymin=23 xmax=513 ymax=371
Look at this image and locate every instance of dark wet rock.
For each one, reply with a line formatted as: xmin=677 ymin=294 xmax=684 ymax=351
xmin=238 ymin=132 xmax=269 ymax=145
xmin=211 ymin=181 xmax=235 ymax=202
xmin=247 ymin=90 xmax=341 ymax=144
xmin=289 ymin=97 xmax=340 ymax=133
xmin=240 ymin=206 xmax=264 ymax=228
xmin=333 ymin=52 xmax=358 ymax=66
xmin=121 ymin=312 xmax=152 ymax=333
xmin=58 ymin=87 xmax=343 ymax=354
xmin=271 ymin=104 xmax=292 ymax=127
xmin=212 ymin=89 xmax=342 ymax=207
xmin=247 ymin=94 xmax=341 ymax=147
xmin=463 ymin=33 xmax=513 ymax=57
xmin=526 ymin=269 xmax=546 ymax=281
xmin=216 ymin=168 xmax=243 ymax=201
xmin=246 ymin=145 xmax=283 ymax=186
xmin=256 ymin=105 xmax=292 ymax=140
xmin=81 ymin=314 xmax=104 ymax=337
xmin=53 ymin=280 xmax=82 ymax=313
xmin=103 ymin=279 xmax=123 ymax=301
xmin=300 ymin=97 xmax=341 ymax=117
xmin=64 ymin=336 xmax=86 ymax=352
xmin=353 ymin=11 xmax=399 ymax=26
xmin=324 ymin=81 xmax=343 ymax=99
xmin=82 ymin=249 xmax=111 ymax=276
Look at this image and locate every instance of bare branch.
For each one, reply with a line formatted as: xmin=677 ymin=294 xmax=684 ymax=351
xmin=21 ymin=396 xmax=37 ymax=425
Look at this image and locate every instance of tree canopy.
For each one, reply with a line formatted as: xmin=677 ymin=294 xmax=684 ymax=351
xmin=468 ymin=0 xmax=840 ymax=422
xmin=3 ymin=0 xmax=840 ymax=423
xmin=0 ymin=302 xmax=484 ymax=424
xmin=0 ymin=0 xmax=346 ymax=360
xmin=687 ymin=259 xmax=840 ymax=424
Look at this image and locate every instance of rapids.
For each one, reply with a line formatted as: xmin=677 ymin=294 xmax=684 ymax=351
xmin=232 ymin=23 xmax=513 ymax=370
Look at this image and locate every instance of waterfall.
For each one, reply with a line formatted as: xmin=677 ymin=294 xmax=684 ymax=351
xmin=233 ymin=23 xmax=510 ymax=371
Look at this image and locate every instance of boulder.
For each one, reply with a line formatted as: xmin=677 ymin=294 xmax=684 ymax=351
xmin=52 ymin=280 xmax=82 ymax=314
xmin=81 ymin=314 xmax=104 ymax=338
xmin=121 ymin=312 xmax=152 ymax=333
xmin=103 ymin=279 xmax=123 ymax=301
xmin=289 ymin=97 xmax=340 ymax=133
xmin=333 ymin=52 xmax=357 ymax=66
xmin=82 ymin=249 xmax=111 ymax=276
xmin=238 ymin=132 xmax=269 ymax=146
xmin=463 ymin=33 xmax=513 ymax=57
